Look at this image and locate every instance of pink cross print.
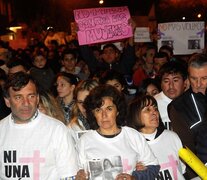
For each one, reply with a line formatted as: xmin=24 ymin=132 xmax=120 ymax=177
xmin=161 ymin=155 xmax=178 ymax=180
xmin=122 ymin=159 xmax=132 ymax=172
xmin=19 ymin=150 xmax=45 ymax=180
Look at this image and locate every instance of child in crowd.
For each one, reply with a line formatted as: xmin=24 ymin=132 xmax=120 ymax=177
xmin=29 ymin=51 xmax=55 ymax=92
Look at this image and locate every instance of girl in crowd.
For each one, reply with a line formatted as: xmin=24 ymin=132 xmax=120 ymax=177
xmin=68 ymin=79 xmax=99 ymax=143
xmin=76 ymin=85 xmax=160 ymax=180
xmin=138 ymin=78 xmax=160 ymax=97
xmin=128 ymin=95 xmax=186 ymax=179
xmin=55 ymin=72 xmax=79 ymax=123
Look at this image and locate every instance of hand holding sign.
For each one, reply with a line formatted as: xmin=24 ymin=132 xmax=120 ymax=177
xmin=74 ymin=6 xmax=133 ymax=45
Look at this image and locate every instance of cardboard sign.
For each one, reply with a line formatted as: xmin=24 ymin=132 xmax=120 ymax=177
xmin=134 ymin=27 xmax=151 ymax=42
xmin=74 ymin=6 xmax=133 ymax=45
xmin=158 ymin=21 xmax=205 ymax=55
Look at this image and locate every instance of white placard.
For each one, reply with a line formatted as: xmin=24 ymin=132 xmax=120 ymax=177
xmin=134 ymin=27 xmax=151 ymax=42
xmin=158 ymin=21 xmax=205 ymax=55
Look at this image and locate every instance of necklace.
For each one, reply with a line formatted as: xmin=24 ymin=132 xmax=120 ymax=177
xmin=97 ymin=128 xmax=121 ymax=138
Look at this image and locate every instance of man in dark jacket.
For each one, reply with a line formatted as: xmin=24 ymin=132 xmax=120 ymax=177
xmin=168 ymin=53 xmax=207 ymax=178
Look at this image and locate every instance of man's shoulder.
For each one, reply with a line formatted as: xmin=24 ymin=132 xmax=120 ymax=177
xmin=39 ymin=112 xmax=65 ymax=127
xmin=0 ymin=114 xmax=10 ymax=125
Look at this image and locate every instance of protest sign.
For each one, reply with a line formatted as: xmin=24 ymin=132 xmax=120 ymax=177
xmin=74 ymin=6 xmax=133 ymax=45
xmin=158 ymin=21 xmax=205 ymax=55
xmin=134 ymin=27 xmax=151 ymax=42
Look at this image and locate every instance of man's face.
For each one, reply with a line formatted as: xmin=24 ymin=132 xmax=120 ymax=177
xmin=161 ymin=73 xmax=185 ymax=99
xmin=188 ymin=65 xmax=207 ymax=95
xmin=102 ymin=47 xmax=118 ymax=64
xmin=4 ymin=81 xmax=39 ymax=124
xmin=154 ymin=57 xmax=168 ymax=73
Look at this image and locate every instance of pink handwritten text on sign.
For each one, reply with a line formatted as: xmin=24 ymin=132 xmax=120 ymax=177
xmin=74 ymin=6 xmax=133 ymax=45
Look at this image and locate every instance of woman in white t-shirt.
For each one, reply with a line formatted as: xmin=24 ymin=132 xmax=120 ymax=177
xmin=128 ymin=95 xmax=187 ymax=180
xmin=76 ymin=85 xmax=160 ymax=180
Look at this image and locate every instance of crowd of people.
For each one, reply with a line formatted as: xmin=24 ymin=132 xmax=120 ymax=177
xmin=0 ymin=20 xmax=207 ymax=180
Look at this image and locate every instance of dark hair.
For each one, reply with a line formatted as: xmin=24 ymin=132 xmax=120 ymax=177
xmin=3 ymin=72 xmax=38 ymax=98
xmin=61 ymin=49 xmax=77 ymax=60
xmin=159 ymin=61 xmax=187 ymax=81
xmin=159 ymin=45 xmax=173 ymax=57
xmin=127 ymin=95 xmax=164 ymax=131
xmin=138 ymin=78 xmax=161 ymax=95
xmin=84 ymin=85 xmax=127 ymax=129
xmin=100 ymin=70 xmax=127 ymax=92
xmin=7 ymin=58 xmax=27 ymax=71
xmin=55 ymin=72 xmax=79 ymax=86
xmin=103 ymin=159 xmax=114 ymax=169
xmin=0 ymin=68 xmax=7 ymax=81
xmin=154 ymin=52 xmax=169 ymax=62
xmin=143 ymin=43 xmax=157 ymax=57
xmin=103 ymin=44 xmax=119 ymax=53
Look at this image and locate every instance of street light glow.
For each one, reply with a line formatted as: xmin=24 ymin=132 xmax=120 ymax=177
xmin=99 ymin=0 xmax=104 ymax=4
xmin=197 ymin=13 xmax=202 ymax=18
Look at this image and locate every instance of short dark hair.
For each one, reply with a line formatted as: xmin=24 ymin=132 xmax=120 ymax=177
xmin=159 ymin=45 xmax=173 ymax=57
xmin=154 ymin=52 xmax=169 ymax=62
xmin=7 ymin=58 xmax=27 ymax=71
xmin=159 ymin=61 xmax=187 ymax=81
xmin=138 ymin=78 xmax=161 ymax=95
xmin=100 ymin=70 xmax=127 ymax=92
xmin=103 ymin=44 xmax=119 ymax=52
xmin=3 ymin=72 xmax=38 ymax=98
xmin=84 ymin=85 xmax=127 ymax=129
xmin=61 ymin=49 xmax=77 ymax=60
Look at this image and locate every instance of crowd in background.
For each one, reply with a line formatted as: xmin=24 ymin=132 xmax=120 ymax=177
xmin=0 ymin=21 xmax=207 ymax=180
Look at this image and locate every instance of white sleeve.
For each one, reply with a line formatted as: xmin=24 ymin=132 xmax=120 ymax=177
xmin=136 ymin=132 xmax=159 ymax=166
xmin=125 ymin=128 xmax=159 ymax=166
xmin=54 ymin=125 xmax=79 ymax=178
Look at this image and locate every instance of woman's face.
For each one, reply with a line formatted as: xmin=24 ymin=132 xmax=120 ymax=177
xmin=146 ymin=84 xmax=159 ymax=96
xmin=93 ymin=97 xmax=119 ymax=131
xmin=106 ymin=79 xmax=124 ymax=92
xmin=77 ymin=90 xmax=89 ymax=117
xmin=56 ymin=76 xmax=74 ymax=98
xmin=140 ymin=102 xmax=159 ymax=133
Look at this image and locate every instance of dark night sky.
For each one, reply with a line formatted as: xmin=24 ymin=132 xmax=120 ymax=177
xmin=11 ymin=0 xmax=154 ymax=30
xmin=9 ymin=0 xmax=207 ymax=31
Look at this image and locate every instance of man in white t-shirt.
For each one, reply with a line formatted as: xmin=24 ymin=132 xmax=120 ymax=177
xmin=0 ymin=72 xmax=78 ymax=180
xmin=154 ymin=61 xmax=187 ymax=130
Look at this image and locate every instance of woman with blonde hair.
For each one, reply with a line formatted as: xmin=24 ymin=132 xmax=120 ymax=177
xmin=38 ymin=91 xmax=66 ymax=124
xmin=68 ymin=79 xmax=99 ymax=142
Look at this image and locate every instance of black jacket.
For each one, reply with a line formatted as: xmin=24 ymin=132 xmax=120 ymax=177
xmin=168 ymin=88 xmax=207 ymax=178
xmin=80 ymin=45 xmax=136 ymax=76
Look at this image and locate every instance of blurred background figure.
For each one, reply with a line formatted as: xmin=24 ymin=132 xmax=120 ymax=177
xmin=38 ymin=91 xmax=66 ymax=124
